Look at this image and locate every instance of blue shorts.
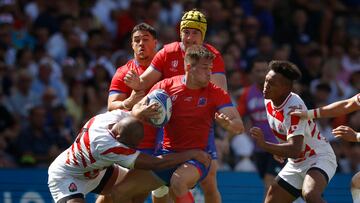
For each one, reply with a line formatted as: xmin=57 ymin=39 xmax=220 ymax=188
xmin=152 ymin=149 xmax=210 ymax=186
xmin=138 ymin=148 xmax=155 ymax=155
xmin=206 ymin=124 xmax=217 ymax=160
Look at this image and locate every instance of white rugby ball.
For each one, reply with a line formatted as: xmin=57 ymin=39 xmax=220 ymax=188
xmin=147 ymin=89 xmax=172 ymax=127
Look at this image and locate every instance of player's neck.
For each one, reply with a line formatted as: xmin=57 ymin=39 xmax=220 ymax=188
xmin=135 ymin=54 xmax=155 ymax=67
xmin=272 ymin=92 xmax=291 ymax=107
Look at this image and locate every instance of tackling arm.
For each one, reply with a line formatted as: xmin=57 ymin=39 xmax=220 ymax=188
xmin=133 ymin=150 xmax=211 ymax=170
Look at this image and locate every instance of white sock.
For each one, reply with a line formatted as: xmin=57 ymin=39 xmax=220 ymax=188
xmin=351 ymin=188 xmax=360 ymax=203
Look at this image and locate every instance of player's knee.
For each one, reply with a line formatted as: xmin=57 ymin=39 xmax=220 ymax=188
xmin=302 ymin=189 xmax=321 ymax=202
xmin=170 ymin=176 xmax=188 ymax=197
xmin=352 ymin=173 xmax=360 ymax=189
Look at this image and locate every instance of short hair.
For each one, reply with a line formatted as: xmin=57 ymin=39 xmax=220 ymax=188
xmin=131 ymin=23 xmax=157 ymax=39
xmin=268 ymin=60 xmax=302 ymax=81
xmin=184 ymin=45 xmax=215 ymax=66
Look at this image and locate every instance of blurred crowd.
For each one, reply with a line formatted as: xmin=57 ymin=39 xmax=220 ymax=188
xmin=0 ymin=0 xmax=359 ymax=174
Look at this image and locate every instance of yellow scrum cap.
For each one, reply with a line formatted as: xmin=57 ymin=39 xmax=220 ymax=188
xmin=180 ymin=9 xmax=207 ymax=40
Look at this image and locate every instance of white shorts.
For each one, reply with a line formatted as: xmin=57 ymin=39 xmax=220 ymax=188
xmin=278 ymin=154 xmax=337 ymax=194
xmin=48 ymin=166 xmax=114 ymax=203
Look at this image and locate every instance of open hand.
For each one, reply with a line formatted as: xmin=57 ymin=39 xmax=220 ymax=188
xmin=332 ymin=125 xmax=358 ymax=142
xmin=124 ymin=70 xmax=141 ymax=90
xmin=249 ymin=127 xmax=265 ymax=148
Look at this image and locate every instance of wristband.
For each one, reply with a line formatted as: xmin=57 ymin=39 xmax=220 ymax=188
xmin=356 ymin=133 xmax=360 ymax=142
xmin=307 ymin=108 xmax=320 ymax=119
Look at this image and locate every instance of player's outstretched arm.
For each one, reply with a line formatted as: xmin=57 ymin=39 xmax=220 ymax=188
xmin=291 ymin=93 xmax=360 ymax=119
xmin=332 ymin=125 xmax=360 ymax=142
xmin=250 ymin=127 xmax=304 ymax=158
xmin=108 ymin=90 xmax=146 ymax=111
xmin=215 ymin=106 xmax=244 ymax=135
xmin=133 ymin=150 xmax=211 ymax=170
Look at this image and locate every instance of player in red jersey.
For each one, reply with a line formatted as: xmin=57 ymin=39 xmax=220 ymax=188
xmin=108 ymin=45 xmax=244 ymax=203
xmin=48 ymin=101 xmax=211 ymax=203
xmin=101 ymin=23 xmax=168 ymax=203
xmin=124 ymin=9 xmax=227 ymax=203
xmin=291 ymin=93 xmax=360 ymax=202
xmin=108 ymin=22 xmax=159 ymax=155
xmin=250 ymin=61 xmax=337 ymax=203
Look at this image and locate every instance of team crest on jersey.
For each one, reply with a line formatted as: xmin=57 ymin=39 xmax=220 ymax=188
xmin=197 ymin=97 xmax=207 ymax=106
xmin=170 ymin=60 xmax=178 ymax=72
xmin=68 ymin=182 xmax=77 ymax=192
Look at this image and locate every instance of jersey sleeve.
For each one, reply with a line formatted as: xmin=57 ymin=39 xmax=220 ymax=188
xmin=214 ymin=87 xmax=233 ymax=110
xmin=284 ymin=99 xmax=307 ymax=140
xmin=149 ymin=79 xmax=167 ymax=93
xmin=150 ymin=48 xmax=166 ymax=74
xmin=212 ymin=53 xmax=225 ymax=74
xmin=96 ymin=136 xmax=140 ymax=169
xmin=109 ymin=67 xmax=131 ymax=96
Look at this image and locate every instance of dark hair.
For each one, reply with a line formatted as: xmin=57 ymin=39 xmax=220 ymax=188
xmin=185 ymin=45 xmax=215 ymax=66
xmin=131 ymin=23 xmax=157 ymax=39
xmin=247 ymin=55 xmax=270 ymax=72
xmin=268 ymin=60 xmax=302 ymax=81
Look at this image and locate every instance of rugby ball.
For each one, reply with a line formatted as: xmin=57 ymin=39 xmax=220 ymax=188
xmin=147 ymin=89 xmax=172 ymax=127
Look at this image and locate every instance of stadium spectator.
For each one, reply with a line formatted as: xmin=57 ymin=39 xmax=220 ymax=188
xmin=250 ymin=60 xmax=337 ymax=203
xmin=236 ymin=57 xmax=284 ymax=197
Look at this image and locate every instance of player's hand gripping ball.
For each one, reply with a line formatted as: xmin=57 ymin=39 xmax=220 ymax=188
xmin=147 ymin=89 xmax=172 ymax=127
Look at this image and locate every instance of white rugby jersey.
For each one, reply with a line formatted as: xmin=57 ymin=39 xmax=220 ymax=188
xmin=265 ymin=92 xmax=335 ymax=164
xmin=49 ymin=110 xmax=140 ymax=179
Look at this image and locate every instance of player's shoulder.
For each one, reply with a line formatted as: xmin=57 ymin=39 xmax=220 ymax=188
xmin=209 ymin=82 xmax=227 ymax=94
xmin=159 ymin=75 xmax=182 ymax=85
xmin=163 ymin=42 xmax=181 ymax=53
xmin=203 ymin=43 xmax=221 ymax=55
xmin=284 ymin=92 xmax=307 ymax=113
xmin=115 ymin=60 xmax=134 ymax=74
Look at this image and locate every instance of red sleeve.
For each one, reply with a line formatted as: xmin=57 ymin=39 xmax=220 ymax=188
xmin=237 ymin=87 xmax=250 ymax=116
xmin=150 ymin=48 xmax=167 ymax=73
xmin=212 ymin=53 xmax=225 ymax=74
xmin=109 ymin=67 xmax=131 ymax=96
xmin=213 ymin=86 xmax=233 ymax=109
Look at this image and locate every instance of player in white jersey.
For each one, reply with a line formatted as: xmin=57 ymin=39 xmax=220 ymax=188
xmin=250 ymin=60 xmax=337 ymax=203
xmin=291 ymin=93 xmax=360 ymax=202
xmin=48 ymin=100 xmax=211 ymax=203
